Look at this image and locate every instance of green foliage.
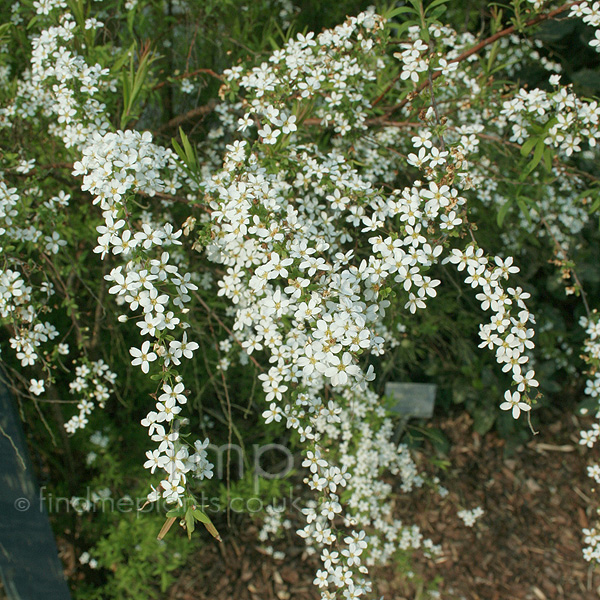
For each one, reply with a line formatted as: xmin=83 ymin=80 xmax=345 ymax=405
xmin=77 ymin=514 xmax=193 ymax=600
xmin=120 ymin=43 xmax=160 ymax=129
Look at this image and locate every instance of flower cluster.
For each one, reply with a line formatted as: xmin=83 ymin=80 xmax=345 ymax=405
xmin=76 ymin=128 xmax=213 ymax=506
xmin=444 ymin=246 xmax=539 ymax=417
xmin=457 ymin=506 xmax=484 ymax=528
xmin=0 ymin=8 xmax=119 ymax=433
xmin=570 ymin=2 xmax=600 ymax=53
xmin=196 ymin=10 xmax=545 ymax=593
xmin=1 ymin=11 xmax=113 ymax=149
xmin=64 ymin=359 xmax=117 ymax=433
xmin=1 ymin=1 xmax=212 ymax=510
xmin=577 ymin=314 xmax=600 ymax=564
xmin=223 ymin=9 xmax=386 ymax=137
xmin=577 ymin=316 xmax=600 ymax=450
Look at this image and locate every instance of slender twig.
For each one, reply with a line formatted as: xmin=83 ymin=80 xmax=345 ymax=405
xmin=426 ymin=38 xmax=445 ymax=151
xmin=156 ymin=100 xmax=217 ymax=132
xmin=90 ymin=265 xmax=107 ymax=352
xmin=539 ymin=215 xmax=591 ymax=317
xmin=371 ymin=71 xmax=404 ymax=108
xmin=527 ymin=410 xmax=539 ymax=436
xmin=219 ymin=365 xmax=233 ymax=528
xmin=194 ymin=291 xmax=264 ymax=372
xmin=311 ymin=116 xmax=599 ymax=186
xmin=185 ymin=23 xmax=200 ymax=75
xmin=0 ymin=420 xmax=26 ymax=471
xmin=39 ymin=253 xmax=84 ymax=347
xmin=153 ymin=69 xmax=222 ymax=92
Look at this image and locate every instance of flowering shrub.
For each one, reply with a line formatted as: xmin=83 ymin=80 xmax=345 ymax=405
xmin=1 ymin=0 xmax=599 ymax=597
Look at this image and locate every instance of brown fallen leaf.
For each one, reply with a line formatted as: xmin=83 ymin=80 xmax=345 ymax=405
xmin=157 ymin=516 xmax=177 ymax=540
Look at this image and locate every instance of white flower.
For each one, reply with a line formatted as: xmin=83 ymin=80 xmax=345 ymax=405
xmin=499 ymin=390 xmax=530 ymax=419
xmin=262 ymin=402 xmax=282 ymax=424
xmin=129 ymin=341 xmax=157 ymax=373
xmin=257 ymin=123 xmax=280 ymax=145
xmin=29 ymin=379 xmax=45 ymax=396
xmin=323 ymin=352 xmax=361 ymax=386
xmin=513 ymin=367 xmax=538 ymax=392
xmin=160 ymin=382 xmax=187 ymax=404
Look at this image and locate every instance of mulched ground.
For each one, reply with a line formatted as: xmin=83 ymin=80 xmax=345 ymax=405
xmin=169 ymin=412 xmax=600 ymax=600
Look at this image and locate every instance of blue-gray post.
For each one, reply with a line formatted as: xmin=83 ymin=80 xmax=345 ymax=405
xmin=0 ymin=382 xmax=71 ymax=599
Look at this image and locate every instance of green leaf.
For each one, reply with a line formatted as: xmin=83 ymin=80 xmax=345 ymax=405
xmin=171 ymin=138 xmax=186 ymax=163
xmin=531 ymin=139 xmax=546 ymax=169
xmin=0 ymin=23 xmax=12 ymax=38
xmin=385 ymin=6 xmax=417 ymax=19
xmin=193 ymin=509 xmax=222 ymax=542
xmin=425 ymin=0 xmax=448 ymax=13
xmin=423 ymin=426 xmax=450 ymax=455
xmin=185 ymin=507 xmax=195 ymax=540
xmin=497 ymin=199 xmax=513 ymax=227
xmin=542 ymin=147 xmax=553 ymax=172
xmin=192 ymin=508 xmax=211 ymax=524
xmin=120 ymin=44 xmax=160 ymax=129
xmin=127 ymin=5 xmax=137 ymax=34
xmin=178 ymin=128 xmax=198 ymax=171
xmin=588 ymin=192 xmax=600 ymax=213
xmin=110 ymin=44 xmax=135 ymax=73
xmin=520 ymin=136 xmax=538 ymax=157
xmin=428 ymin=5 xmax=447 ymax=20
xmin=521 ymin=139 xmax=545 ymax=179
xmin=27 ymin=15 xmax=39 ymax=30
xmin=171 ymin=129 xmax=202 ymax=184
xmin=67 ymin=0 xmax=85 ymax=27
xmin=486 ymin=41 xmax=500 ymax=74
xmin=516 ymin=197 xmax=532 ymax=225
xmin=166 ymin=507 xmax=185 ymax=518
xmin=387 ymin=21 xmax=414 ymax=36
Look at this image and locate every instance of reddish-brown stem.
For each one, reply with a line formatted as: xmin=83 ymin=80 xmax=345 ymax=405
xmin=153 ymin=68 xmax=222 ymax=91
xmin=383 ymin=1 xmax=582 ymax=115
xmin=157 ymin=100 xmax=217 ymax=132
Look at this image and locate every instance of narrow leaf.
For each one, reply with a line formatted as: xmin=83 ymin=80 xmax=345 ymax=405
xmin=203 ymin=520 xmax=222 ymax=543
xmin=193 ymin=508 xmax=211 ymax=523
xmin=386 ymin=6 xmax=417 ymax=19
xmin=525 ymin=140 xmax=546 ymax=174
xmin=425 ymin=0 xmax=448 ymax=13
xmin=497 ymin=200 xmax=512 ymax=227
xmin=542 ymin=147 xmax=553 ymax=172
xmin=157 ymin=516 xmax=177 ymax=540
xmin=192 ymin=509 xmax=222 ymax=542
xmin=516 ymin=198 xmax=532 ymax=225
xmin=185 ymin=507 xmax=195 ymax=540
xmin=520 ymin=136 xmax=537 ymax=157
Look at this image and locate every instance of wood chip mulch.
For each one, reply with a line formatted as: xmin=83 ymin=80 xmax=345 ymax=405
xmin=170 ymin=412 xmax=600 ymax=600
